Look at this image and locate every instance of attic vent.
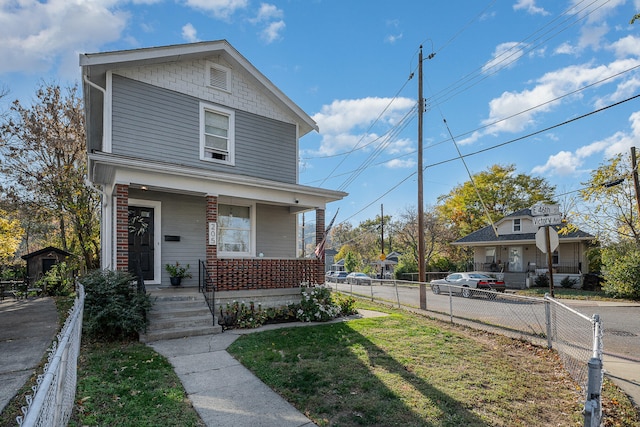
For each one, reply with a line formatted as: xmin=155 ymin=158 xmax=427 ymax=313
xmin=207 ymin=62 xmax=230 ymax=91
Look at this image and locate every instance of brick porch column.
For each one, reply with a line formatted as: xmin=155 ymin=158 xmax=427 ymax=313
xmin=315 ymin=208 xmax=325 ymax=250
xmin=206 ymin=195 xmax=218 ymax=287
xmin=315 ymin=208 xmax=326 ymax=282
xmin=115 ymin=184 xmax=129 ymax=271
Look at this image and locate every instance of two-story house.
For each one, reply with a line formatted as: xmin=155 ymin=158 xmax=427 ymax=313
xmin=452 ymin=208 xmax=595 ymax=288
xmin=80 ymin=40 xmax=347 ymax=307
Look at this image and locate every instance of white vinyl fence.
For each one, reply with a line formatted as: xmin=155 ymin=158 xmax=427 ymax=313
xmin=17 ymin=284 xmax=85 ymax=427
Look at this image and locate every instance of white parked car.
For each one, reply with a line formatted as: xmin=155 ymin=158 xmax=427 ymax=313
xmin=430 ymin=272 xmax=506 ymax=298
xmin=346 ymin=272 xmax=372 ymax=285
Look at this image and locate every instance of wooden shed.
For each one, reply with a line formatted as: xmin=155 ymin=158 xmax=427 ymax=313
xmin=21 ymin=246 xmax=72 ymax=283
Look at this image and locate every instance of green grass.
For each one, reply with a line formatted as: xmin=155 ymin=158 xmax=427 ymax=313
xmin=228 ymin=302 xmax=639 ymax=427
xmin=69 ymin=340 xmax=204 ymax=426
xmin=515 ymin=287 xmax=625 ymax=301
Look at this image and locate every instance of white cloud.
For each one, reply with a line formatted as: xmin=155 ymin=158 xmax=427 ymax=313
xmin=385 ymin=158 xmax=416 ymax=169
xmin=259 ymin=20 xmax=285 ymax=43
xmin=182 ymin=23 xmax=199 ymax=42
xmin=0 ymin=0 xmax=128 ymax=75
xmin=385 ymin=33 xmax=403 ymax=44
xmin=312 ymin=97 xmax=415 ymax=156
xmin=609 ymin=35 xmax=640 ymax=58
xmin=513 ymin=0 xmax=549 ymax=16
xmin=482 ymin=42 xmax=524 ymax=74
xmin=532 ymin=110 xmax=640 ymax=176
xmin=531 ymin=151 xmax=582 ymax=176
xmin=554 ymin=42 xmax=577 ymax=56
xmin=578 ymin=24 xmax=608 ymax=51
xmin=185 ymin=0 xmax=248 ymax=20
xmin=250 ymin=3 xmax=283 ymax=22
xmin=249 ymin=3 xmax=285 ymax=43
xmin=470 ymin=58 xmax=640 ymax=142
xmin=570 ymin=0 xmax=626 ymax=24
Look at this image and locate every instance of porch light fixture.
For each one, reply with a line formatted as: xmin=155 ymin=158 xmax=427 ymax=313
xmin=140 ymin=186 xmax=148 ymax=191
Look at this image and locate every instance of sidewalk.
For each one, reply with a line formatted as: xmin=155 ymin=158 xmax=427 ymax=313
xmin=149 ymin=310 xmax=387 ymax=427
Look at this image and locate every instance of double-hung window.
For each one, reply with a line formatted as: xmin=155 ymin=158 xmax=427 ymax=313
xmin=218 ymin=204 xmax=251 ymax=256
xmin=513 ymin=218 xmax=521 ymax=232
xmin=200 ymin=103 xmax=234 ymax=165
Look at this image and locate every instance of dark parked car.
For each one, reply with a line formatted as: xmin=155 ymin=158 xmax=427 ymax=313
xmin=430 ymin=272 xmax=506 ymax=298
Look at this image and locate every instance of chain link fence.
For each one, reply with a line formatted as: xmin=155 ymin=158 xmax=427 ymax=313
xmin=333 ymin=279 xmax=603 ymax=425
xmin=17 ymin=283 xmax=85 ymax=427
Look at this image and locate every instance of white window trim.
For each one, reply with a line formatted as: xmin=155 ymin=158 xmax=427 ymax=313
xmin=513 ymin=218 xmax=521 ymax=232
xmin=199 ymin=102 xmax=235 ymax=166
xmin=217 ymin=202 xmax=255 ymax=258
xmin=206 ymin=61 xmax=231 ymax=92
xmin=128 ymin=198 xmax=162 ymax=284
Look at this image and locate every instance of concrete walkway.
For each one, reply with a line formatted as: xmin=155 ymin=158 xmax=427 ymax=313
xmin=149 ymin=310 xmax=387 ymax=427
xmin=0 ymin=297 xmax=58 ymax=414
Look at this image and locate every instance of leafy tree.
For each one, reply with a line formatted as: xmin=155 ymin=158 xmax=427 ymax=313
xmin=0 ymin=83 xmax=100 ymax=269
xmin=343 ymin=250 xmax=358 ymax=273
xmin=601 ymin=241 xmax=640 ymax=300
xmin=632 ymin=13 xmax=640 ymax=24
xmin=0 ymin=209 xmax=23 ymax=262
xmin=578 ymin=153 xmax=639 ymax=244
xmin=436 ymin=164 xmax=556 ymax=237
xmin=393 ymin=205 xmax=460 ymax=272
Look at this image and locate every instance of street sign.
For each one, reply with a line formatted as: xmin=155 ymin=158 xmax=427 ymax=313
xmin=536 ymin=227 xmax=559 ymax=253
xmin=533 ymin=214 xmax=562 ymax=226
xmin=531 ymin=204 xmax=560 ymax=216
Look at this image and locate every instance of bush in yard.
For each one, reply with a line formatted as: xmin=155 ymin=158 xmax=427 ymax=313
xmin=534 ymin=274 xmax=549 ymax=288
xmin=601 ymin=241 xmax=640 ymax=300
xmin=332 ymin=292 xmax=357 ymax=316
xmin=81 ymin=269 xmax=152 ymax=341
xmin=560 ymin=276 xmax=579 ymax=289
xmin=297 ymin=285 xmax=341 ymax=322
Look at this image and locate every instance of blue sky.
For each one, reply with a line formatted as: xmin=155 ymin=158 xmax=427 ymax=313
xmin=1 ymin=0 xmax=640 ymax=228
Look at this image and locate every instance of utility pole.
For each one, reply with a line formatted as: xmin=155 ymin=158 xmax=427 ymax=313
xmin=380 ymin=204 xmax=385 ymax=256
xmin=631 ymin=147 xmax=640 ymax=218
xmin=418 ymin=45 xmax=426 ymax=309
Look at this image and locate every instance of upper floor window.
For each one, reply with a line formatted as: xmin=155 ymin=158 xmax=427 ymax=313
xmin=513 ymin=218 xmax=521 ymax=232
xmin=200 ymin=103 xmax=235 ymax=165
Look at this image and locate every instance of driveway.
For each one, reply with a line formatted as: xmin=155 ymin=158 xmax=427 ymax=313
xmin=0 ymin=297 xmax=58 ymax=414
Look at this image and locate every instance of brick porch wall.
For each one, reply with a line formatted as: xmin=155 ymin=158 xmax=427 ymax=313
xmin=215 ymin=258 xmax=324 ymax=291
xmin=115 ymin=184 xmax=129 ymax=271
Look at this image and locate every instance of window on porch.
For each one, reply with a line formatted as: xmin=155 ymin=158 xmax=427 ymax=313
xmin=218 ymin=204 xmax=251 ymax=256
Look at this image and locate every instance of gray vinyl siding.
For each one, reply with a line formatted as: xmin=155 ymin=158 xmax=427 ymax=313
xmin=256 ymin=204 xmax=296 ymax=258
xmin=129 ymin=189 xmax=206 ymax=286
xmin=112 ymin=75 xmax=297 ymax=184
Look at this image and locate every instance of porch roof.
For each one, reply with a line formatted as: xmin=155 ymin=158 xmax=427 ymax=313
xmin=89 ymin=151 xmax=347 ymax=209
xmin=452 ymin=223 xmax=595 ymax=246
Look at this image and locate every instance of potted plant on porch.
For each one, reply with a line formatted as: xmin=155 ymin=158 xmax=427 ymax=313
xmin=165 ymin=262 xmax=192 ymax=286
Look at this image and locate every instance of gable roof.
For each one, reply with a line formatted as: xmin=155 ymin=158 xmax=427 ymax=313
xmin=21 ymin=246 xmax=72 ymax=260
xmin=80 ymin=40 xmax=318 ymax=153
xmin=453 ymin=208 xmax=594 ymax=245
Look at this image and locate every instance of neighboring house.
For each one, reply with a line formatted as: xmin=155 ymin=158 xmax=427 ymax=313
xmin=372 ymin=251 xmax=400 ymax=278
xmin=80 ymin=40 xmax=347 ymax=306
xmin=452 ymin=209 xmax=595 ymax=289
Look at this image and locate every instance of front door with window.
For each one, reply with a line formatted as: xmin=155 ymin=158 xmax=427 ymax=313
xmin=128 ymin=206 xmax=155 ymax=281
xmin=508 ymin=246 xmax=523 ymax=272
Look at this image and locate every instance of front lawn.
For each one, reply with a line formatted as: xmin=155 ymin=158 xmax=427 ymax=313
xmin=228 ymin=302 xmax=638 ymax=426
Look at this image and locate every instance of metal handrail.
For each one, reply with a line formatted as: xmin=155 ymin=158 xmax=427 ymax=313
xmin=198 ymin=260 xmax=216 ymax=326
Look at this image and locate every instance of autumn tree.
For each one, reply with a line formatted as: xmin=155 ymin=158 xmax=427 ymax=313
xmin=436 ymin=164 xmax=556 ymax=237
xmin=577 ymin=153 xmax=639 ymax=244
xmin=393 ymin=205 xmax=460 ymax=273
xmin=0 ymin=209 xmax=23 ymax=263
xmin=0 ymin=83 xmax=100 ymax=270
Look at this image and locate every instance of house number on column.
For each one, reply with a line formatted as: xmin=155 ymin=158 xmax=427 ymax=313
xmin=208 ymin=222 xmax=217 ymax=245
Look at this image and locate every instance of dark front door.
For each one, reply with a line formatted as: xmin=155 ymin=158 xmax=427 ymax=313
xmin=128 ymin=206 xmax=155 ymax=281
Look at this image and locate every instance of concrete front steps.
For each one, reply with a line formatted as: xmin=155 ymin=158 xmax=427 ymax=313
xmin=140 ymin=286 xmax=222 ymax=343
